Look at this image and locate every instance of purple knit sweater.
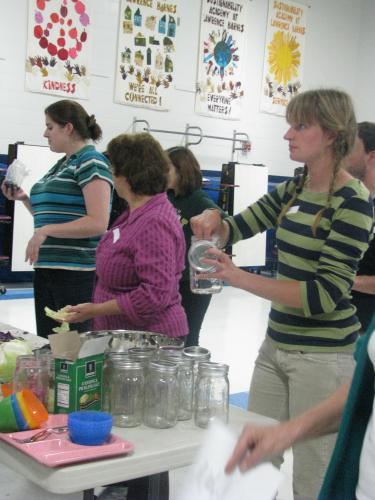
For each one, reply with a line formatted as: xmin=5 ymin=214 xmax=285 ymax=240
xmin=93 ymin=192 xmax=188 ymax=338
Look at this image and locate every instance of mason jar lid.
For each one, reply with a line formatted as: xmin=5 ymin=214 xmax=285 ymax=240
xmin=162 ymin=355 xmax=193 ymax=368
xmin=106 ymin=352 xmax=132 ymax=361
xmin=128 ymin=347 xmax=156 ymax=356
xmin=159 ymin=346 xmax=184 ymax=360
xmin=111 ymin=359 xmax=143 ymax=370
xmin=182 ymin=346 xmax=211 ymax=361
xmin=188 ymin=239 xmax=218 ymax=272
xmin=198 ymin=361 xmax=229 ymax=374
xmin=149 ymin=360 xmax=178 ymax=373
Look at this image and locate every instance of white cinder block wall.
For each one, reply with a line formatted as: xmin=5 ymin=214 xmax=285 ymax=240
xmin=0 ymin=0 xmax=373 ymax=177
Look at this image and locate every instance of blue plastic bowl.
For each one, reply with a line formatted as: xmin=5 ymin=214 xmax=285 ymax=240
xmin=10 ymin=394 xmax=29 ymax=431
xmin=68 ymin=411 xmax=113 ymax=446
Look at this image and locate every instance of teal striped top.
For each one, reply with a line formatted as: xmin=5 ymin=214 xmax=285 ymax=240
xmin=227 ymin=177 xmax=374 ymax=352
xmin=30 ymin=145 xmax=112 ymax=271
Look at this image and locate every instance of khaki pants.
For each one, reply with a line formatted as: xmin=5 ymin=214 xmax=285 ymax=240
xmin=248 ymin=337 xmax=355 ymax=500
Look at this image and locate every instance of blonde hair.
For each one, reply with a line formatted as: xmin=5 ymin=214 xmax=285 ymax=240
xmin=278 ymin=89 xmax=357 ymax=235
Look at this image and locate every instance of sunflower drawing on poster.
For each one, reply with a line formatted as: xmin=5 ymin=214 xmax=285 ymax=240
xmin=114 ymin=0 xmax=179 ymax=111
xmin=195 ymin=0 xmax=247 ymax=121
xmin=260 ymin=0 xmax=308 ymax=116
xmin=25 ymin=0 xmax=91 ymax=100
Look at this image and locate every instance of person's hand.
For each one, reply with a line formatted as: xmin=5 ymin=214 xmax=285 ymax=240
xmin=63 ymin=303 xmax=99 ymax=323
xmin=25 ymin=228 xmax=47 ymax=264
xmin=197 ymin=247 xmax=242 ymax=287
xmin=190 ymin=209 xmax=223 ymax=239
xmin=1 ymin=181 xmax=28 ymax=202
xmin=225 ymin=422 xmax=295 ymax=474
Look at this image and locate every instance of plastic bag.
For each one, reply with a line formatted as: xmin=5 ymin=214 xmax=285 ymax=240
xmin=0 ymin=339 xmax=33 ymax=382
xmin=4 ymin=159 xmax=30 ymax=194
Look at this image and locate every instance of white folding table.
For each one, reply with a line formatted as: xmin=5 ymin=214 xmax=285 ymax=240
xmin=0 ymin=406 xmax=276 ymax=499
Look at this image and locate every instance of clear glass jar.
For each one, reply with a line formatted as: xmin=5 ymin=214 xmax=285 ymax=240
xmin=128 ymin=347 xmax=156 ymax=376
xmin=144 ymin=361 xmax=178 ymax=428
xmin=194 ymin=362 xmax=229 ymax=428
xmin=35 ymin=349 xmax=55 ymax=413
xmin=102 ymin=352 xmax=132 ymax=412
xmin=188 ymin=236 xmax=223 ymax=294
xmin=182 ymin=346 xmax=211 ymax=384
xmin=108 ymin=359 xmax=145 ymax=427
xmin=163 ymin=356 xmax=194 ymax=421
xmin=13 ymin=355 xmax=45 ymax=404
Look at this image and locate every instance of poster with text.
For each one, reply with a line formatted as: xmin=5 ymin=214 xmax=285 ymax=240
xmin=260 ymin=0 xmax=307 ymax=116
xmin=195 ymin=0 xmax=248 ymax=120
xmin=25 ymin=0 xmax=92 ymax=100
xmin=114 ymin=0 xmax=180 ymax=111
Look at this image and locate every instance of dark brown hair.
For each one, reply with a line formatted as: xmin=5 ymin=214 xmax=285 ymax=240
xmin=358 ymin=121 xmax=375 ymax=153
xmin=166 ymin=146 xmax=202 ymax=196
xmin=45 ymin=99 xmax=102 ymax=142
xmin=107 ymin=133 xmax=169 ymax=195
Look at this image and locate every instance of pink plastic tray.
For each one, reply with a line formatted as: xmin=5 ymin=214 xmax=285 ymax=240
xmin=0 ymin=414 xmax=134 ymax=467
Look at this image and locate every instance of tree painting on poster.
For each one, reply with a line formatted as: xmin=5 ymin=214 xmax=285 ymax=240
xmin=195 ymin=0 xmax=248 ymax=121
xmin=25 ymin=0 xmax=91 ymax=100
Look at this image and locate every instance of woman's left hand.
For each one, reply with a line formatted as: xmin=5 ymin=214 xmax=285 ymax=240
xmin=198 ymin=247 xmax=242 ymax=287
xmin=25 ymin=229 xmax=47 ymax=264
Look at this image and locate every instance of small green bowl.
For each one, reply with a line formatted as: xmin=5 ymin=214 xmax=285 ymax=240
xmin=0 ymin=395 xmax=19 ymax=432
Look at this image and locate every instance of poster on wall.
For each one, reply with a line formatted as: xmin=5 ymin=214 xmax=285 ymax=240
xmin=114 ymin=0 xmax=179 ymax=111
xmin=195 ymin=0 xmax=248 ymax=120
xmin=25 ymin=0 xmax=91 ymax=100
xmin=260 ymin=0 xmax=307 ymax=116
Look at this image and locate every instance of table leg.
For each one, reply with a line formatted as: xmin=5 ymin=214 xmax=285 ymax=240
xmin=148 ymin=472 xmax=169 ymax=500
xmin=83 ymin=488 xmax=96 ymax=500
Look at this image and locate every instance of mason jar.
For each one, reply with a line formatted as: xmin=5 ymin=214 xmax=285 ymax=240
xmin=188 ymin=236 xmax=223 ymax=294
xmin=108 ymin=359 xmax=145 ymax=427
xmin=13 ymin=355 xmax=45 ymax=404
xmin=182 ymin=346 xmax=211 ymax=385
xmin=194 ymin=362 xmax=230 ymax=428
xmin=144 ymin=361 xmax=178 ymax=428
xmin=128 ymin=347 xmax=156 ymax=377
xmin=102 ymin=352 xmax=131 ymax=412
xmin=163 ymin=356 xmax=194 ymax=421
xmin=35 ymin=349 xmax=55 ymax=413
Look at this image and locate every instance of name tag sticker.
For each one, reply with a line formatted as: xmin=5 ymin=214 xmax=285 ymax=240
xmin=287 ymin=205 xmax=299 ymax=214
xmin=113 ymin=228 xmax=120 ymax=243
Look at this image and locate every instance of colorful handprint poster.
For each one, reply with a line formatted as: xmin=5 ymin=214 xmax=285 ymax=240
xmin=25 ymin=0 xmax=91 ymax=100
xmin=195 ymin=0 xmax=248 ymax=120
xmin=114 ymin=0 xmax=179 ymax=111
xmin=260 ymin=0 xmax=307 ymax=116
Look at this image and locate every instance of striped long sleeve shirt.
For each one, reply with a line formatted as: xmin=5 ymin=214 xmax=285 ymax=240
xmin=227 ymin=177 xmax=374 ymax=352
xmin=30 ymin=145 xmax=113 ymax=271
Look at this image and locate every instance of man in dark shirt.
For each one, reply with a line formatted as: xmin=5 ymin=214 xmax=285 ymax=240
xmin=347 ymin=121 xmax=375 ymax=331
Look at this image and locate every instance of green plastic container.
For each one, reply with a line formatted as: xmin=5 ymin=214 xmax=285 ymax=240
xmin=0 ymin=395 xmax=19 ymax=432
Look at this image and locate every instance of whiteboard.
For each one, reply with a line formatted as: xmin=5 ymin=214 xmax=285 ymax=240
xmin=11 ymin=144 xmax=64 ymax=272
xmin=232 ymin=163 xmax=268 ymax=268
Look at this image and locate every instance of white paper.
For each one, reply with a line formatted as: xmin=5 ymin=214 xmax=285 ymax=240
xmin=176 ymin=420 xmax=283 ymax=500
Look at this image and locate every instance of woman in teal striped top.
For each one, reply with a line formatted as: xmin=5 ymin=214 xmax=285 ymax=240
xmin=191 ymin=89 xmax=374 ymax=499
xmin=1 ymin=100 xmax=112 ymax=338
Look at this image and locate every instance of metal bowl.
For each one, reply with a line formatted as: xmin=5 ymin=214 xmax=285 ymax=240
xmin=80 ymin=330 xmax=184 ymax=353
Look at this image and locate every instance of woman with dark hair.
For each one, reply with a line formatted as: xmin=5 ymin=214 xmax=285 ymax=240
xmin=65 ymin=133 xmax=188 ymax=341
xmin=1 ymin=99 xmax=112 ymax=338
xmin=166 ymin=146 xmax=222 ymax=346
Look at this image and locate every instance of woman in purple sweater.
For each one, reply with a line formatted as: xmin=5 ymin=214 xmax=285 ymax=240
xmin=64 ymin=132 xmax=188 ymax=340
